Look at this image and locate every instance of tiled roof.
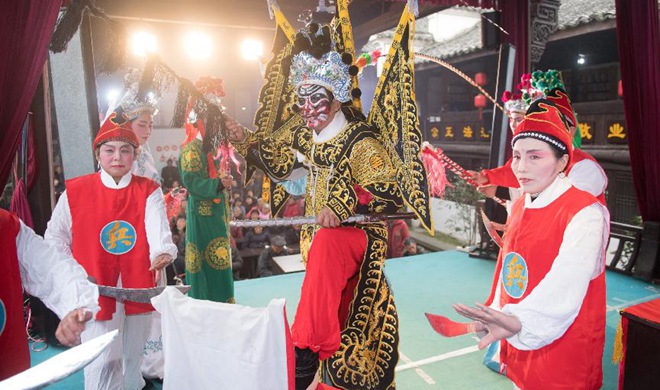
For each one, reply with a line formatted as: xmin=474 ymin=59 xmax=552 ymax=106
xmin=557 ymin=0 xmax=616 ymax=30
xmin=414 ymin=23 xmax=482 ymax=61
xmin=366 ymin=0 xmax=623 ymax=63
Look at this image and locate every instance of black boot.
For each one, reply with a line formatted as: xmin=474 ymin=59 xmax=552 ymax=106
xmin=295 ymin=347 xmax=319 ymax=390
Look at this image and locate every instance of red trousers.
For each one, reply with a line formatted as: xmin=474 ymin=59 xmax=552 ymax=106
xmin=291 ymin=227 xmax=367 ymax=360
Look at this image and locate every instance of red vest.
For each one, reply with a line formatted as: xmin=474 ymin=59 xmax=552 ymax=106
xmin=492 ymin=187 xmax=605 ymax=390
xmin=567 ymin=149 xmax=607 ymax=204
xmin=67 ymin=174 xmax=159 ymax=320
xmin=0 ymin=210 xmax=30 ymax=380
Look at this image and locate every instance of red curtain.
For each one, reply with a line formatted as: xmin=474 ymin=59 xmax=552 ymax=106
xmin=0 ymin=1 xmax=61 ymax=190
xmin=10 ymin=116 xmax=37 ymax=228
xmin=500 ymin=0 xmax=528 ymax=89
xmin=615 ymin=0 xmax=660 ymax=222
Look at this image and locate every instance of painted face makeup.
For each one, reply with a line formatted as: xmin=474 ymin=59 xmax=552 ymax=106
xmin=508 ymin=111 xmax=525 ymax=133
xmin=296 ymin=84 xmax=333 ymax=131
xmin=97 ymin=141 xmax=136 ymax=181
xmin=511 ymin=137 xmax=567 ymax=196
xmin=131 ymin=113 xmax=154 ymax=146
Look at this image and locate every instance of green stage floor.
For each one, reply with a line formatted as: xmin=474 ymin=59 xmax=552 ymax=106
xmin=30 ymin=251 xmax=660 ymax=389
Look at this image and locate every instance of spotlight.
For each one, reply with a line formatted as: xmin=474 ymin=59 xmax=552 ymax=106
xmin=131 ymin=31 xmax=158 ymax=57
xmin=185 ymin=31 xmax=213 ymax=59
xmin=241 ymin=39 xmax=264 ymax=61
xmin=106 ymin=89 xmax=120 ymax=105
xmin=577 ymin=54 xmax=586 ymax=65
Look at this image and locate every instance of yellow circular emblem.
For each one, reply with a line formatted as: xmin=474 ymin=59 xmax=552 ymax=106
xmin=185 ymin=242 xmax=202 ymax=273
xmin=204 ymin=237 xmax=231 ymax=270
xmin=181 ymin=147 xmax=202 ymax=172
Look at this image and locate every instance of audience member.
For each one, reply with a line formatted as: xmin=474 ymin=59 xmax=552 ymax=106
xmin=230 ymin=236 xmax=243 ymax=281
xmin=387 ymin=219 xmax=410 ymax=258
xmin=402 ymin=238 xmax=427 ymax=257
xmin=161 ymin=158 xmax=181 ymax=189
xmin=257 ymin=235 xmax=289 ymax=277
xmin=233 ymin=198 xmax=246 ymax=217
xmin=284 ymin=224 xmax=302 ymax=249
xmin=243 ymin=226 xmax=270 ymax=249
xmin=230 ymin=207 xmax=245 ymax=244
xmin=171 ymin=215 xmax=186 ymax=281
xmin=243 ymin=196 xmax=255 ymax=215
xmin=282 ymin=196 xmax=305 ymax=218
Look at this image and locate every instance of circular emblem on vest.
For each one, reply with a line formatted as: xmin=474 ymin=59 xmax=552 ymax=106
xmin=100 ymin=220 xmax=137 ymax=255
xmin=0 ymin=299 xmax=6 ymax=337
xmin=501 ymin=252 xmax=528 ymax=299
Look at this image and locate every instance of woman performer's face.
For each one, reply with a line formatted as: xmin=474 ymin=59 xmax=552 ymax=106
xmin=131 ymin=112 xmax=154 ymax=146
xmin=507 ymin=111 xmax=525 ymax=133
xmin=511 ymin=138 xmax=568 ymax=196
xmin=96 ymin=141 xmax=137 ymax=181
xmin=296 ymin=84 xmax=341 ymax=132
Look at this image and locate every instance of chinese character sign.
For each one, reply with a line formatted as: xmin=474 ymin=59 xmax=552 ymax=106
xmin=100 ymin=220 xmax=137 ymax=255
xmin=501 ymin=252 xmax=528 ymax=299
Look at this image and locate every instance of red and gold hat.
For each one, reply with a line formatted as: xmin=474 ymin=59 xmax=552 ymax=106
xmin=512 ymin=99 xmax=573 ymax=162
xmin=94 ymin=107 xmax=139 ymax=149
xmin=546 ymin=88 xmax=577 ymax=128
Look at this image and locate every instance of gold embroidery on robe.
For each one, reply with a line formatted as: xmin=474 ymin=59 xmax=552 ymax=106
xmin=204 ymin=237 xmax=231 ymax=270
xmin=185 ymin=242 xmax=202 ymax=273
xmin=198 ymin=201 xmax=212 ymax=216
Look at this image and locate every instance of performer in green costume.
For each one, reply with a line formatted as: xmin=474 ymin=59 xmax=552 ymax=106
xmin=179 ymin=77 xmax=234 ymax=303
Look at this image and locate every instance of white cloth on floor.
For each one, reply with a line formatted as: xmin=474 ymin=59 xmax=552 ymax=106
xmin=152 ymin=288 xmax=292 ymax=390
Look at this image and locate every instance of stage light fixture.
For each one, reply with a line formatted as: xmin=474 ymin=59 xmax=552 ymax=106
xmin=106 ymin=89 xmax=120 ymax=105
xmin=241 ymin=39 xmax=264 ymax=61
xmin=131 ymin=31 xmax=158 ymax=57
xmin=185 ymin=31 xmax=213 ymax=59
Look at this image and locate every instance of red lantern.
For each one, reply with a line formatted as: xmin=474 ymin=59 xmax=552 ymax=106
xmin=475 ymin=72 xmax=487 ymax=86
xmin=618 ymin=79 xmax=623 ymax=98
xmin=474 ymin=94 xmax=487 ymax=108
xmin=474 ymin=94 xmax=487 ymax=120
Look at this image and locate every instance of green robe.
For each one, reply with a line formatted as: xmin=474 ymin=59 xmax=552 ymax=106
xmin=179 ymin=139 xmax=234 ymax=303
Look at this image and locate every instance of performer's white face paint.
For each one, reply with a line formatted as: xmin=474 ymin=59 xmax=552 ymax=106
xmin=507 ymin=111 xmax=525 ymax=133
xmin=130 ymin=112 xmax=154 ymax=146
xmin=96 ymin=141 xmax=137 ymax=181
xmin=296 ymin=84 xmax=339 ymax=133
xmin=512 ymin=138 xmax=568 ymax=196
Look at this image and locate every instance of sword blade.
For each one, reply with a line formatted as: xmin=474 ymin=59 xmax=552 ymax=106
xmin=229 ymin=212 xmax=417 ymax=228
xmin=425 ymin=313 xmax=476 ymax=337
xmin=0 ymin=330 xmax=119 ymax=389
xmin=480 ymin=209 xmax=503 ymax=248
xmin=97 ymin=285 xmax=191 ymax=303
